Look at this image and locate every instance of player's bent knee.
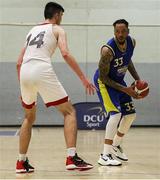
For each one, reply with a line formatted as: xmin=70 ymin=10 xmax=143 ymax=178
xmin=25 ymin=115 xmax=35 ymax=124
xmin=58 ymin=102 xmax=76 ymax=117
xmin=65 ymin=106 xmax=76 ymax=117
xmin=105 ymin=112 xmax=122 ymax=140
xmin=118 ymin=113 xmax=136 ymax=134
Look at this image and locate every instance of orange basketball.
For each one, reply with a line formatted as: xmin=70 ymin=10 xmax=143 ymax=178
xmin=133 ymin=80 xmax=149 ymax=98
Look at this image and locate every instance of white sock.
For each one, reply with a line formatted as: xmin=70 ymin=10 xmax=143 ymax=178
xmin=113 ymin=134 xmax=123 ymax=146
xmin=103 ymin=144 xmax=112 ymax=155
xmin=18 ymin=154 xmax=26 ymax=161
xmin=67 ymin=147 xmax=76 ymax=157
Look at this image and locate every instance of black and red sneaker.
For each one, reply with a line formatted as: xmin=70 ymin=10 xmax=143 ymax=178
xmin=66 ymin=153 xmax=93 ymax=171
xmin=16 ymin=158 xmax=34 ymax=173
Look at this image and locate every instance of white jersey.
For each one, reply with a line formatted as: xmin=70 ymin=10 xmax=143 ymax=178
xmin=23 ymin=23 xmax=57 ymax=64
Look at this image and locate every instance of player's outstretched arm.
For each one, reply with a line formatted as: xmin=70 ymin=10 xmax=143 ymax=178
xmin=128 ymin=60 xmax=140 ymax=80
xmin=99 ymin=46 xmax=138 ymax=98
xmin=16 ymin=47 xmax=26 ymax=81
xmin=56 ymin=26 xmax=95 ymax=95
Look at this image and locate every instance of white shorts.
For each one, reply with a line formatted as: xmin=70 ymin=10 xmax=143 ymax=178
xmin=20 ymin=60 xmax=69 ymax=109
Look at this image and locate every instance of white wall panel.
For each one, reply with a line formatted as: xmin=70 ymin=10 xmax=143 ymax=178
xmin=0 ymin=0 xmax=160 ymax=63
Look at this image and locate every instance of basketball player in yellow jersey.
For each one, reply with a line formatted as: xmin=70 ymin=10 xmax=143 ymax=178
xmin=16 ymin=2 xmax=95 ymax=173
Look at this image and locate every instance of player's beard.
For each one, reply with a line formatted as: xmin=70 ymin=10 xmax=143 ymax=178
xmin=118 ymin=40 xmax=125 ymax=45
xmin=117 ymin=37 xmax=125 ymax=45
xmin=115 ymin=36 xmax=126 ymax=45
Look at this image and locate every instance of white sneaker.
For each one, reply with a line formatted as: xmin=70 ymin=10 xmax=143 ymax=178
xmin=98 ymin=154 xmax=122 ymax=166
xmin=112 ymin=145 xmax=128 ymax=161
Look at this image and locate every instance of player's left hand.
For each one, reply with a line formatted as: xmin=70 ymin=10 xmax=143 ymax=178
xmin=81 ymin=78 xmax=97 ymax=95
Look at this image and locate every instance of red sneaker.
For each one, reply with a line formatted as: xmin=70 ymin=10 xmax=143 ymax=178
xmin=66 ymin=153 xmax=93 ymax=171
xmin=16 ymin=158 xmax=34 ymax=173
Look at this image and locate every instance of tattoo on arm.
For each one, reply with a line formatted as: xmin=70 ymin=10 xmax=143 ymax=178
xmin=99 ymin=47 xmax=125 ymax=91
xmin=128 ymin=60 xmax=140 ymax=80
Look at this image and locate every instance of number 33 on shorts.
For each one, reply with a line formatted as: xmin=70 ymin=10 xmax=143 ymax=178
xmin=124 ymin=102 xmax=135 ymax=112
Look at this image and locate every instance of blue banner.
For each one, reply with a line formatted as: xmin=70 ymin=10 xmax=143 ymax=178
xmin=74 ymin=102 xmax=109 ymax=130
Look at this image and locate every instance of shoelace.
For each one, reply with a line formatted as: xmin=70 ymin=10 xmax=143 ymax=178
xmin=73 ymin=153 xmax=87 ymax=165
xmin=106 ymin=154 xmax=114 ymax=160
xmin=117 ymin=145 xmax=123 ymax=153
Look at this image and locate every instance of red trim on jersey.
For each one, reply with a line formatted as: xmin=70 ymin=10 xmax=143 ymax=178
xmin=46 ymin=96 xmax=69 ymax=107
xmin=21 ymin=97 xmax=35 ymax=109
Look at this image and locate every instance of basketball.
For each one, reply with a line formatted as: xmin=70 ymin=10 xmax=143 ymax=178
xmin=132 ymin=80 xmax=149 ymax=98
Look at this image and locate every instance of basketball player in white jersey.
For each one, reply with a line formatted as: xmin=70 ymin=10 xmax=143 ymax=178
xmin=16 ymin=2 xmax=95 ymax=173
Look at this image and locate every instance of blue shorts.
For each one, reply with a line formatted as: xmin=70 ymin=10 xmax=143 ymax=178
xmin=94 ymin=70 xmax=136 ymax=116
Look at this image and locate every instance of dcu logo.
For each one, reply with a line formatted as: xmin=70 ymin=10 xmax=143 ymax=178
xmin=74 ymin=102 xmax=109 ymax=130
xmin=84 ymin=106 xmax=108 ymax=128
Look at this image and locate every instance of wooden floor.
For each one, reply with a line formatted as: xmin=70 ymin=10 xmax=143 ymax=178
xmin=0 ymin=127 xmax=160 ymax=179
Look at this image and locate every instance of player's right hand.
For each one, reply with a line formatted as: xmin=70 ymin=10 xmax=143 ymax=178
xmin=123 ymin=86 xmax=141 ymax=99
